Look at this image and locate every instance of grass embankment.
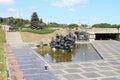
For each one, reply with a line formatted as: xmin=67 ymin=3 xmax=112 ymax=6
xmin=0 ymin=29 xmax=6 ymax=80
xmin=21 ymin=29 xmax=77 ymax=43
xmin=21 ymin=28 xmax=55 ymax=34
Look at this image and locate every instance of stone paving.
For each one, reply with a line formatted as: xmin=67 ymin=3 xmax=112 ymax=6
xmin=49 ymin=40 xmax=120 ymax=80
xmin=11 ymin=45 xmax=57 ymax=80
xmin=6 ymin=32 xmax=57 ymax=80
xmin=6 ymin=32 xmax=120 ymax=80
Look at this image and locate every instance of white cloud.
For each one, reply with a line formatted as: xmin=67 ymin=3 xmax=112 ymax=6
xmin=68 ymin=8 xmax=76 ymax=12
xmin=0 ymin=0 xmax=14 ymax=4
xmin=8 ymin=8 xmax=16 ymax=12
xmin=51 ymin=0 xmax=88 ymax=7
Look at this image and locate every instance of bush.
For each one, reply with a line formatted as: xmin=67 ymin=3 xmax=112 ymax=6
xmin=21 ymin=28 xmax=55 ymax=34
xmin=0 ymin=29 xmax=6 ymax=80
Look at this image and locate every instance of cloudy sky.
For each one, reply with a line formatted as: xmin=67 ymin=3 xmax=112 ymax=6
xmin=0 ymin=0 xmax=120 ymax=24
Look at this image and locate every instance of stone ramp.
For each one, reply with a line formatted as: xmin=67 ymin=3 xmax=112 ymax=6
xmin=50 ymin=40 xmax=120 ymax=80
xmin=5 ymin=32 xmax=58 ymax=80
xmin=6 ymin=32 xmax=23 ymax=46
xmin=11 ymin=45 xmax=57 ymax=80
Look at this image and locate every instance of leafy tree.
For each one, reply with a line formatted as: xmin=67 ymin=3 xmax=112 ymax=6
xmin=39 ymin=23 xmax=46 ymax=29
xmin=39 ymin=18 xmax=43 ymax=23
xmin=0 ymin=17 xmax=3 ymax=23
xmin=30 ymin=12 xmax=40 ymax=29
xmin=7 ymin=17 xmax=14 ymax=26
xmin=39 ymin=18 xmax=46 ymax=29
xmin=47 ymin=22 xmax=60 ymax=27
xmin=92 ymin=23 xmax=111 ymax=28
xmin=81 ymin=24 xmax=88 ymax=28
xmin=14 ymin=19 xmax=24 ymax=27
xmin=68 ymin=24 xmax=78 ymax=29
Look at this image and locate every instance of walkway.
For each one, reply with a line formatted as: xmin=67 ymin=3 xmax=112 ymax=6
xmin=5 ymin=32 xmax=57 ymax=80
xmin=6 ymin=32 xmax=23 ymax=46
xmin=50 ymin=40 xmax=120 ymax=80
xmin=5 ymin=32 xmax=120 ymax=80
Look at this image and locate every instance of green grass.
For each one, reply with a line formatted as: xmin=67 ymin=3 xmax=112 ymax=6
xmin=21 ymin=28 xmax=55 ymax=34
xmin=0 ymin=29 xmax=6 ymax=80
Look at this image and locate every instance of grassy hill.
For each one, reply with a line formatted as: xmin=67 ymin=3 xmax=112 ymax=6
xmin=20 ymin=29 xmax=77 ymax=43
xmin=0 ymin=29 xmax=6 ymax=80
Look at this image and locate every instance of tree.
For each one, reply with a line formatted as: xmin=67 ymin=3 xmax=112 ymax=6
xmin=39 ymin=23 xmax=46 ymax=29
xmin=92 ymin=23 xmax=111 ymax=28
xmin=68 ymin=24 xmax=78 ymax=29
xmin=0 ymin=17 xmax=3 ymax=23
xmin=39 ymin=18 xmax=43 ymax=23
xmin=7 ymin=17 xmax=14 ymax=26
xmin=47 ymin=22 xmax=60 ymax=27
xmin=30 ymin=12 xmax=40 ymax=29
xmin=15 ymin=19 xmax=24 ymax=27
xmin=38 ymin=18 xmax=46 ymax=29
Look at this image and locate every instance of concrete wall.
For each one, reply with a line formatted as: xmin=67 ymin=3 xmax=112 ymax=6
xmin=91 ymin=28 xmax=120 ymax=33
xmin=1 ymin=25 xmax=10 ymax=31
xmin=89 ymin=32 xmax=95 ymax=41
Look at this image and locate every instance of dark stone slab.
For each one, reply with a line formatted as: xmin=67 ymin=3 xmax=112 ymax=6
xmin=20 ymin=64 xmax=43 ymax=69
xmin=82 ymin=68 xmax=98 ymax=72
xmin=109 ymin=62 xmax=120 ymax=65
xmin=81 ymin=63 xmax=96 ymax=67
xmin=65 ymin=69 xmax=82 ymax=73
xmin=67 ymin=64 xmax=81 ymax=68
xmin=24 ymin=74 xmax=57 ymax=80
xmin=99 ymin=71 xmax=118 ymax=76
xmin=82 ymin=72 xmax=101 ymax=78
xmin=52 ymin=70 xmax=65 ymax=74
xmin=101 ymin=77 xmax=120 ymax=80
xmin=116 ymin=70 xmax=120 ymax=74
xmin=97 ymin=67 xmax=114 ymax=71
xmin=63 ymin=74 xmax=83 ymax=80
xmin=113 ymin=66 xmax=120 ymax=70
xmin=22 ymin=69 xmax=45 ymax=74
xmin=51 ymin=65 xmax=65 ymax=69
xmin=96 ymin=63 xmax=109 ymax=66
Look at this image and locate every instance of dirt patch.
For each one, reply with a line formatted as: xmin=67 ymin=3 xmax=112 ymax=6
xmin=20 ymin=29 xmax=78 ymax=43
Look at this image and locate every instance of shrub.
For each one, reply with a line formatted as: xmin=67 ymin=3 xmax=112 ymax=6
xmin=21 ymin=28 xmax=55 ymax=34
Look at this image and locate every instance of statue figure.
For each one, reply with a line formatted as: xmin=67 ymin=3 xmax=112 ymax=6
xmin=75 ymin=31 xmax=89 ymax=41
xmin=50 ymin=33 xmax=76 ymax=51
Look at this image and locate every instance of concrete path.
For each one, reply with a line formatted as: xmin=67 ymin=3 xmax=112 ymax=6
xmin=6 ymin=32 xmax=57 ymax=80
xmin=6 ymin=32 xmax=120 ymax=80
xmin=50 ymin=40 xmax=120 ymax=80
xmin=6 ymin=32 xmax=23 ymax=46
xmin=11 ymin=45 xmax=57 ymax=80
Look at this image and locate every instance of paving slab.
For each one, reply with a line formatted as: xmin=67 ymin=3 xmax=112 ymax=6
xmin=99 ymin=71 xmax=118 ymax=76
xmin=65 ymin=69 xmax=82 ymax=73
xmin=6 ymin=32 xmax=58 ymax=80
xmin=11 ymin=46 xmax=58 ymax=80
xmin=101 ymin=77 xmax=120 ymax=80
xmin=6 ymin=32 xmax=120 ymax=80
xmin=49 ymin=40 xmax=120 ymax=80
xmin=63 ymin=74 xmax=83 ymax=80
xmin=82 ymin=72 xmax=101 ymax=78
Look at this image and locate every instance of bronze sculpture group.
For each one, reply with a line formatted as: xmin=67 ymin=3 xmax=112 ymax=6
xmin=50 ymin=31 xmax=89 ymax=51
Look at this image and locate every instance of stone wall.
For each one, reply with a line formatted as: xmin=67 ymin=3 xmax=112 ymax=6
xmin=91 ymin=28 xmax=120 ymax=33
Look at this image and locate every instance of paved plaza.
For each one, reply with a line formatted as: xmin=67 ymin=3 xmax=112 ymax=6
xmin=11 ymin=45 xmax=57 ymax=80
xmin=6 ymin=32 xmax=57 ymax=80
xmin=6 ymin=32 xmax=120 ymax=80
xmin=49 ymin=40 xmax=120 ymax=80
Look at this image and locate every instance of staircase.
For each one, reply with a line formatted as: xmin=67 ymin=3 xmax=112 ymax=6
xmin=6 ymin=32 xmax=23 ymax=46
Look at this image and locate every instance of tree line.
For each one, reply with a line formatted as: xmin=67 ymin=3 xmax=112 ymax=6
xmin=0 ymin=12 xmax=79 ymax=31
xmin=0 ymin=12 xmax=120 ymax=31
xmin=92 ymin=23 xmax=120 ymax=28
xmin=0 ymin=17 xmax=30 ymax=31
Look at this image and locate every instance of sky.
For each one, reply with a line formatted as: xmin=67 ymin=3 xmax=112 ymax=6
xmin=0 ymin=0 xmax=120 ymax=25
